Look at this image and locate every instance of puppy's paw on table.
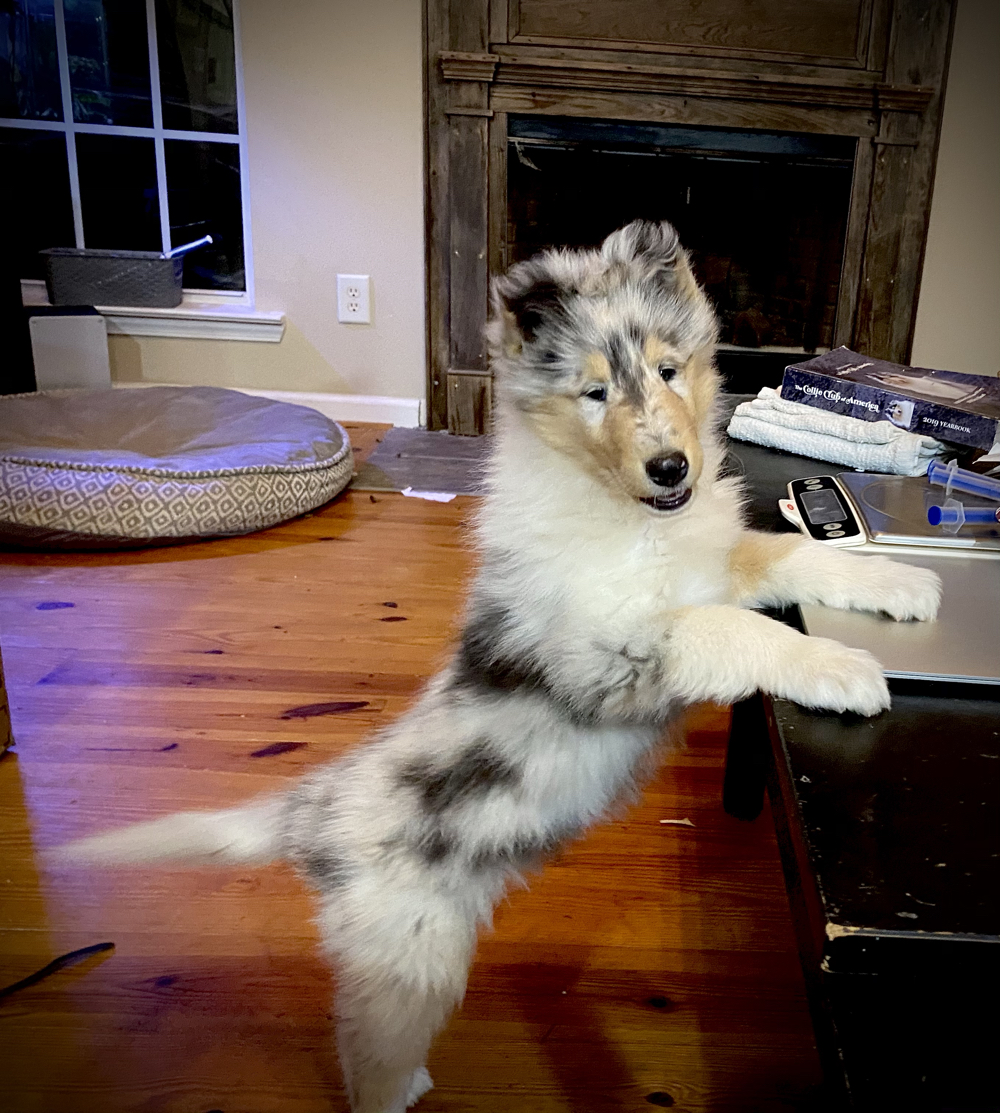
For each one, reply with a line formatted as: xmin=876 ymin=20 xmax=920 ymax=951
xmin=782 ymin=637 xmax=890 ymax=717
xmin=853 ymin=558 xmax=943 ymax=622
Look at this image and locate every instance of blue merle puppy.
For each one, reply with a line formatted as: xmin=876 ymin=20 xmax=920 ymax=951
xmin=56 ymin=221 xmax=941 ymax=1112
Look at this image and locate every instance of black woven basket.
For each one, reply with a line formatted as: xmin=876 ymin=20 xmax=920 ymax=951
xmin=41 ymin=248 xmax=185 ymax=308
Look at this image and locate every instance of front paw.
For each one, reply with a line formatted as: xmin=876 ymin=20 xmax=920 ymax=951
xmin=867 ymin=560 xmax=942 ymax=622
xmin=846 ymin=560 xmax=939 ymax=623
xmin=781 ymin=637 xmax=890 ymax=716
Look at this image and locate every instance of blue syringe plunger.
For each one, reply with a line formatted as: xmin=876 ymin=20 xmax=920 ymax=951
xmin=927 ymin=459 xmax=1000 ymax=502
xmin=927 ymin=499 xmax=1000 ymax=533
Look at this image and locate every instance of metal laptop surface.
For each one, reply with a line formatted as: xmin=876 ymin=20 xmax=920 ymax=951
xmin=799 ymin=550 xmax=1000 ymax=685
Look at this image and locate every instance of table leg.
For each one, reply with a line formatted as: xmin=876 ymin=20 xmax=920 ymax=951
xmin=722 ymin=692 xmax=771 ymax=821
xmin=0 ymin=642 xmax=12 ymax=755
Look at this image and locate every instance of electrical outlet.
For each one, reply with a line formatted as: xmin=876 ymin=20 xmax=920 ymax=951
xmin=337 ymin=274 xmax=371 ymax=323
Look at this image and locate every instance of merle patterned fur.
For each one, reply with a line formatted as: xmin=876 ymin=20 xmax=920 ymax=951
xmin=398 ymin=739 xmax=521 ymax=815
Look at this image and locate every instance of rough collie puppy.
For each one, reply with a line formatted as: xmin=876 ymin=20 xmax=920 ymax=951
xmin=56 ymin=221 xmax=940 ymax=1113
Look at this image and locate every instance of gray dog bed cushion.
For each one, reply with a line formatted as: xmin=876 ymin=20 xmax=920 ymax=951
xmin=0 ymin=386 xmax=353 ymax=549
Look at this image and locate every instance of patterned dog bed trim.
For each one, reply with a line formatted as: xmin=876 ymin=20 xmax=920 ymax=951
xmin=0 ymin=451 xmax=348 ymax=479
xmin=0 ymin=387 xmax=354 ymax=549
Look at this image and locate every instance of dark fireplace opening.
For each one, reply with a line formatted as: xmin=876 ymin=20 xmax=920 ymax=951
xmin=507 ymin=115 xmax=856 ymax=393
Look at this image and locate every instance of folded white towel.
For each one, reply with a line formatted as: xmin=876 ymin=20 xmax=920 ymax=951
xmin=727 ymin=387 xmax=945 ymax=476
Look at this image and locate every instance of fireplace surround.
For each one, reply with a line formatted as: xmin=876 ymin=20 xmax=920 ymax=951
xmin=425 ymin=0 xmax=955 ymax=433
xmin=506 ymin=115 xmax=857 ymax=392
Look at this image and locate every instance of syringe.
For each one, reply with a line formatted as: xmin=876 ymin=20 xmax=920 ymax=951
xmin=927 ymin=500 xmax=1000 ymax=533
xmin=927 ymin=459 xmax=1000 ymax=502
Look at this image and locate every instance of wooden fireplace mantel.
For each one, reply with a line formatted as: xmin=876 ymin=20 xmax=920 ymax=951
xmin=425 ymin=0 xmax=955 ymax=433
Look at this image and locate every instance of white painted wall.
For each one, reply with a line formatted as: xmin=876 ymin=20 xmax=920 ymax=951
xmin=911 ymin=0 xmax=1000 ymax=376
xmin=109 ymin=0 xmax=427 ymax=403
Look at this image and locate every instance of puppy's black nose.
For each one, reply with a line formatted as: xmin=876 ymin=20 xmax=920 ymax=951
xmin=645 ymin=452 xmax=689 ymax=488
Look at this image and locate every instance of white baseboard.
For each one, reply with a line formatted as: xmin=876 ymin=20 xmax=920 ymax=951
xmin=232 ymin=388 xmax=424 ymax=427
xmin=113 ymin=382 xmax=424 ymax=427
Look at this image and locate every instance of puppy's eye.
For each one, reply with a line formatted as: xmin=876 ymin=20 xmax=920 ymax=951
xmin=582 ymin=386 xmax=607 ymax=402
xmin=659 ymin=365 xmax=678 ymax=383
xmin=539 ymin=349 xmax=560 ymax=365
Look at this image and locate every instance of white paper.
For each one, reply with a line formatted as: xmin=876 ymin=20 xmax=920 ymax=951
xmin=401 ymin=487 xmax=457 ymax=503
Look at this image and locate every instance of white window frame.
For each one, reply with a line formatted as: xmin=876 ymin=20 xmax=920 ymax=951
xmin=4 ymin=0 xmax=270 ymax=333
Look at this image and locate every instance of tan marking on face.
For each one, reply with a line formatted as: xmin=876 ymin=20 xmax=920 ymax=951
xmin=641 ymin=383 xmax=703 ymax=486
xmin=525 ymin=387 xmax=699 ymax=502
xmin=582 ymin=350 xmax=612 ymax=386
xmin=524 ymin=396 xmax=618 ymax=488
xmin=594 ymin=399 xmax=648 ymax=490
xmin=642 ymin=338 xmax=719 ymax=425
xmin=686 ymin=347 xmax=722 ymax=424
xmin=643 ymin=336 xmax=675 ymax=372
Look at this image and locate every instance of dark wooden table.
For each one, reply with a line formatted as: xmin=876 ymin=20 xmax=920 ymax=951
xmin=721 ymin=412 xmax=1000 ymax=1113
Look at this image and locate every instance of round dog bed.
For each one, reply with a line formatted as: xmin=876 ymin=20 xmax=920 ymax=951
xmin=0 ymin=386 xmax=353 ymax=549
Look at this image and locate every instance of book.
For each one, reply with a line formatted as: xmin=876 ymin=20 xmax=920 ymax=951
xmin=780 ymin=347 xmax=1000 ymax=451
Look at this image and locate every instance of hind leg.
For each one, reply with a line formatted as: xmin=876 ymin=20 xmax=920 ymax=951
xmin=334 ymin=968 xmax=461 ymax=1113
xmin=319 ymin=887 xmax=478 ymax=1113
xmin=403 ymin=1067 xmax=434 ymax=1107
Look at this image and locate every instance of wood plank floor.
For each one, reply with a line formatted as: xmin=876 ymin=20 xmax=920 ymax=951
xmin=0 ymin=485 xmax=824 ymax=1113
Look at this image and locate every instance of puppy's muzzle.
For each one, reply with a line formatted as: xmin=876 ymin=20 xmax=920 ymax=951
xmin=639 ymin=452 xmax=692 ymax=513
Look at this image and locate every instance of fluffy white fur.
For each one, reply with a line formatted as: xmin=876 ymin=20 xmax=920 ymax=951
xmin=54 ymin=222 xmax=941 ymax=1113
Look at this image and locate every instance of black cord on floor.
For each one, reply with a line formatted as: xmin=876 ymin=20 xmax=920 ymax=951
xmin=0 ymin=941 xmax=115 ymax=999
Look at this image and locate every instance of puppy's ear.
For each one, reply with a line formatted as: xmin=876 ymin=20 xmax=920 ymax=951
xmin=601 ymin=220 xmax=700 ymax=298
xmin=601 ymin=220 xmax=680 ymax=270
xmin=491 ymin=266 xmax=567 ymax=343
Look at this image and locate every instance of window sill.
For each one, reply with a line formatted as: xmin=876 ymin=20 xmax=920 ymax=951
xmin=101 ymin=303 xmax=286 ymax=342
xmin=20 ymin=281 xmax=286 ymax=343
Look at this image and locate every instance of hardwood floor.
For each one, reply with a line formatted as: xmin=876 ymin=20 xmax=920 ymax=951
xmin=0 ymin=485 xmax=823 ymax=1112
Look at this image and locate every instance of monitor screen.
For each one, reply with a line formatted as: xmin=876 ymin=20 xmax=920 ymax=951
xmin=801 ymin=487 xmax=846 ymax=525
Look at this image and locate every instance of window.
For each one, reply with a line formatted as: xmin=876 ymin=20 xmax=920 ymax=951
xmin=1 ymin=0 xmax=251 ymax=299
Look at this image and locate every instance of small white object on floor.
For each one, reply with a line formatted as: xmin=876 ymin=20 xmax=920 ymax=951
xmin=727 ymin=387 xmax=945 ymax=477
xmin=659 ymin=818 xmax=695 ymax=827
xmin=400 ymin=487 xmax=457 ymax=503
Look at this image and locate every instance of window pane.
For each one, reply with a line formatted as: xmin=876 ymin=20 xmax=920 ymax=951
xmin=0 ymin=127 xmax=75 ymax=277
xmin=165 ymin=138 xmax=243 ymax=289
xmin=0 ymin=0 xmax=62 ymax=120
xmin=156 ymin=0 xmax=237 ymax=134
xmin=77 ymin=133 xmax=161 ymax=250
xmin=64 ymin=0 xmax=153 ymax=127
